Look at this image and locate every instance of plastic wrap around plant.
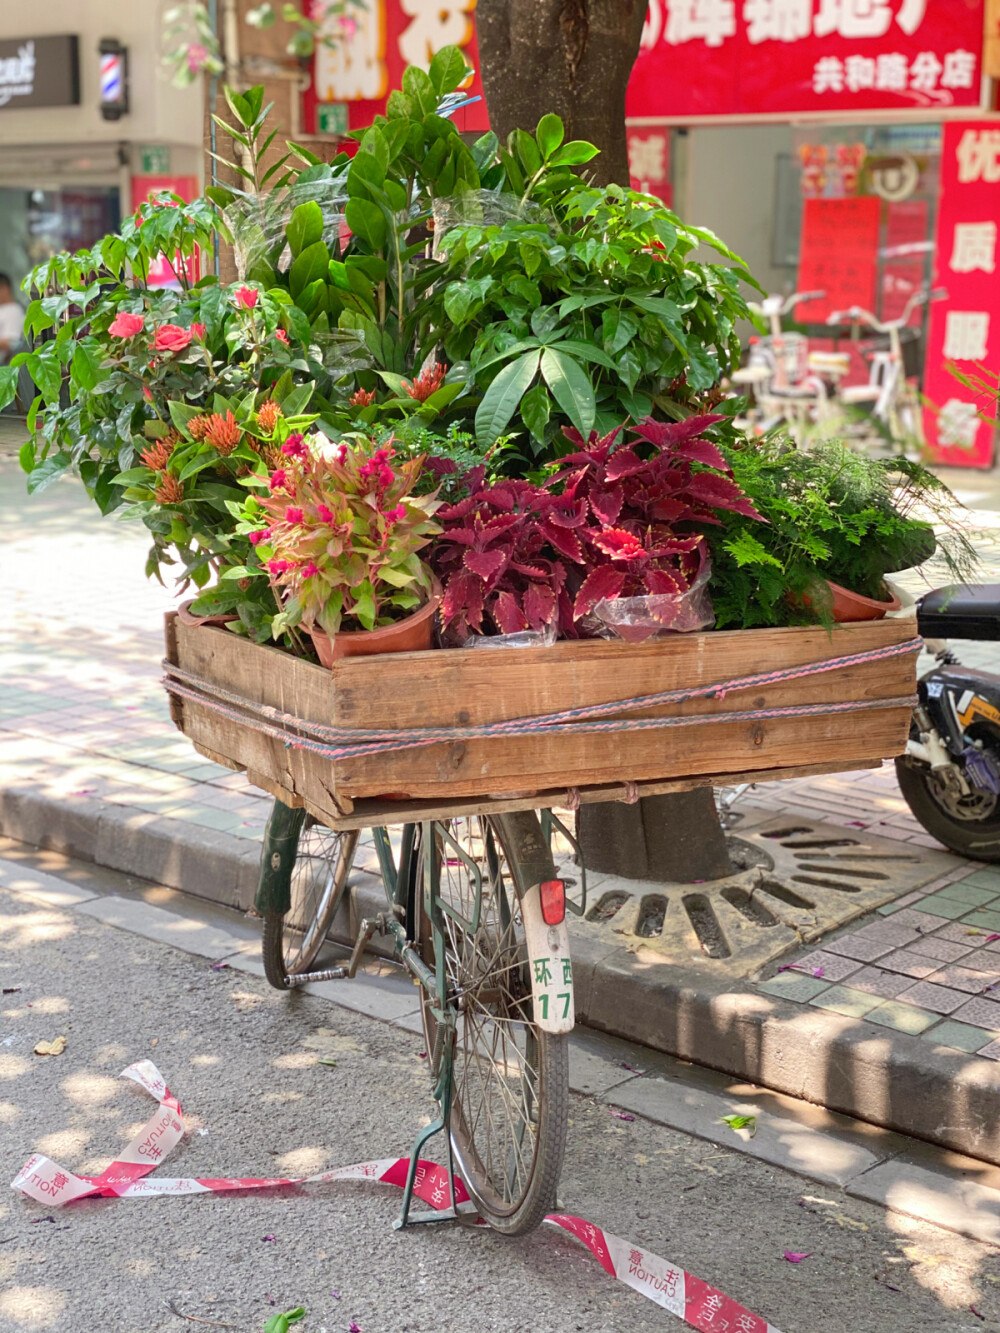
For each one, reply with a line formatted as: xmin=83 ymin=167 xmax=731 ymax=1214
xmin=589 ymin=564 xmax=715 ymax=643
xmin=465 ymin=624 xmax=558 ymax=650
xmin=432 ymin=190 xmax=550 ymax=249
xmin=225 ymin=178 xmax=348 ymax=281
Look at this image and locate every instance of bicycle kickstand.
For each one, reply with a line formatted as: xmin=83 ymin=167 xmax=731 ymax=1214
xmin=393 ymin=1020 xmax=464 ymax=1230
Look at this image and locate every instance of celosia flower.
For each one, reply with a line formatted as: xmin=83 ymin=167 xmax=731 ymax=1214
xmin=274 ymin=328 xmax=290 ymax=345
xmin=203 ymin=409 xmax=242 ymax=455
xmin=350 ymin=387 xmax=376 ymax=408
xmin=153 ymin=324 xmax=193 ymax=353
xmin=188 ymin=415 xmax=212 ymax=441
xmin=248 ymin=527 xmax=271 ymax=546
xmin=257 ymin=400 xmax=283 ymax=433
xmin=281 ymin=433 xmax=307 ymax=459
xmin=285 ymin=507 xmax=304 ymax=524
xmin=384 ymin=504 xmax=407 ymax=524
xmin=317 ymin=504 xmax=335 ymax=524
xmin=235 ymin=285 xmax=258 ymax=311
xmin=109 ymin=311 xmax=144 ymax=338
xmin=267 ymin=558 xmax=293 ymax=575
xmin=154 ymin=472 xmax=184 ymax=504
xmin=403 ymin=362 xmax=446 ymax=403
xmin=301 ymin=561 xmax=319 ymax=578
xmin=269 ymin=468 xmax=289 ymax=492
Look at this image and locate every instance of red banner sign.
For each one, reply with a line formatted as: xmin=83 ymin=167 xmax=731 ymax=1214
xmin=796 ymin=194 xmax=881 ymax=323
xmin=923 ymin=120 xmax=1000 ymax=467
xmin=303 ymin=0 xmax=489 ymax=138
xmin=627 ymin=0 xmax=985 ymax=122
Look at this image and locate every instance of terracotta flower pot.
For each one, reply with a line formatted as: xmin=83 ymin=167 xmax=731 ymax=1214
xmin=307 ymin=583 xmax=441 ymax=667
xmin=824 ymin=579 xmax=902 ymax=623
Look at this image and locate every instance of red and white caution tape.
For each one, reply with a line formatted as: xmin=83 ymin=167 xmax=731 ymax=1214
xmin=12 ymin=1062 xmax=782 ymax=1333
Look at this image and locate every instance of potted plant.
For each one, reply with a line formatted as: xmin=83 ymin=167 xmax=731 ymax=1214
xmin=242 ymin=434 xmax=441 ymax=665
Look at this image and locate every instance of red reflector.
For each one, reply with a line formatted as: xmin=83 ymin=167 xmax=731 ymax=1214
xmin=540 ymin=879 xmax=566 ymax=926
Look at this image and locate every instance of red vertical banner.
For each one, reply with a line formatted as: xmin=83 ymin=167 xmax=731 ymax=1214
xmin=130 ymin=175 xmax=201 ymax=288
xmin=923 ymin=123 xmax=1000 ymax=468
xmin=627 ymin=127 xmax=672 ymax=207
xmin=796 ymin=195 xmax=881 ymax=323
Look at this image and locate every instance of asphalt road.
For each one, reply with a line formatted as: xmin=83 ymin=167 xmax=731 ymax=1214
xmin=3 ymin=878 xmax=1000 ymax=1333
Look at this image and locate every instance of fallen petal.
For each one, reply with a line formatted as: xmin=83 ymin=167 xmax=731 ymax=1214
xmin=210 ymin=959 xmax=230 ymax=971
xmin=609 ymin=1109 xmax=635 ymax=1122
xmin=783 ymin=1251 xmax=812 ymax=1263
xmin=261 ymin=1234 xmax=276 ymax=1243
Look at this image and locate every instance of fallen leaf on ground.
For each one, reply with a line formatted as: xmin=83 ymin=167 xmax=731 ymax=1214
xmin=150 ymin=1037 xmax=159 ymax=1048
xmin=316 ymin=1058 xmax=338 ymax=1068
xmin=783 ymin=1251 xmax=812 ymax=1263
xmin=2 ymin=987 xmax=21 ymax=995
xmin=263 ymin=1309 xmax=305 ymax=1333
xmin=34 ymin=1037 xmax=66 ymax=1057
xmin=721 ymin=1113 xmax=757 ymax=1136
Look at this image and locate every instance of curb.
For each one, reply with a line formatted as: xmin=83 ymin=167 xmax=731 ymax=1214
xmin=5 ymin=782 xmax=1000 ymax=1168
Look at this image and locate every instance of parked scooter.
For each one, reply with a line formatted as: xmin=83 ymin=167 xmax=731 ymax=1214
xmin=897 ymin=584 xmax=1000 ymax=860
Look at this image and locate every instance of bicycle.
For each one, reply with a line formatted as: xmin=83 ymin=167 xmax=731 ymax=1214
xmin=255 ymin=798 xmax=584 ymax=1236
xmin=731 ymin=289 xmax=832 ymax=439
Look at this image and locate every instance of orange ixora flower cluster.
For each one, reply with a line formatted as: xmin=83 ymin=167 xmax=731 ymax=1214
xmin=202 ymin=410 xmax=242 ymax=455
xmin=154 ymin=472 xmax=185 ymax=504
xmin=403 ymin=362 xmax=446 ymax=403
xmin=139 ymin=432 xmax=179 ymax=471
xmin=256 ymin=399 xmax=283 ymax=433
xmin=188 ymin=414 xmax=212 ymax=441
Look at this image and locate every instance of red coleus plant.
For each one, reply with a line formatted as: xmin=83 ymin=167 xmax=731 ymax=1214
xmin=431 ymin=414 xmax=763 ymax=639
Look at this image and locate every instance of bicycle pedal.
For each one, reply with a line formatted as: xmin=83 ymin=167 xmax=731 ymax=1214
xmin=285 ymin=966 xmax=349 ymax=988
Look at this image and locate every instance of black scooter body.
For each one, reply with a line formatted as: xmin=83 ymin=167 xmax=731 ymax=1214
xmin=916 ymin=584 xmax=1000 ymax=755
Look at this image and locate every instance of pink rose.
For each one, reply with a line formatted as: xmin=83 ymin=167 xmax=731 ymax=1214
xmin=190 ymin=322 xmax=207 ymax=340
xmin=275 ymin=328 xmax=290 ymax=345
xmin=153 ymin=324 xmax=193 ymax=352
xmin=235 ymin=286 xmax=259 ymax=311
xmin=109 ymin=311 xmax=144 ymax=338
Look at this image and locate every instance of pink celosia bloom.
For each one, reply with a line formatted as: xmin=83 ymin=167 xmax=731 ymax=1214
xmin=109 ymin=311 xmax=144 ymax=338
xmin=281 ymin=433 xmax=306 ymax=458
xmin=285 ymin=507 xmax=304 ymax=524
xmin=385 ymin=504 xmax=406 ymax=523
xmin=235 ymin=285 xmax=258 ymax=311
xmin=269 ymin=469 xmax=289 ymax=492
xmin=267 ymin=558 xmax=292 ymax=575
xmin=248 ymin=527 xmax=270 ymax=546
xmin=317 ymin=504 xmax=335 ymax=524
xmin=301 ymin=561 xmax=319 ymax=578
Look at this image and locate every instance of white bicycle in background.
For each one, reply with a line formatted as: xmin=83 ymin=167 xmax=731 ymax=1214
xmin=824 ymin=288 xmax=945 ymax=456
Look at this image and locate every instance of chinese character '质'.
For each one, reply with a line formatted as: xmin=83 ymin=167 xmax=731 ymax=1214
xmin=665 ymin=0 xmax=736 ymax=47
xmin=950 ymin=222 xmax=997 ymax=275
xmin=742 ymin=0 xmax=811 ymax=44
xmin=943 ymin=311 xmax=990 ymax=362
xmin=957 ymin=129 xmax=1000 ymax=183
xmin=937 ymin=398 xmax=981 ymax=449
xmin=814 ymin=0 xmax=892 ymax=40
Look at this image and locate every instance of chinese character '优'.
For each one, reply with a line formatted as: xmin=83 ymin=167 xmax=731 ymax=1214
xmin=957 ymin=130 xmax=1000 ymax=183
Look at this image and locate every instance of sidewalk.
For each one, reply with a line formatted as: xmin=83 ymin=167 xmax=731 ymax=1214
xmin=8 ymin=438 xmax=1000 ymax=1159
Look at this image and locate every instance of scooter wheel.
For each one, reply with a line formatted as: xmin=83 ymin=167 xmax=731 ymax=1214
xmin=895 ymin=756 xmax=1000 ymax=862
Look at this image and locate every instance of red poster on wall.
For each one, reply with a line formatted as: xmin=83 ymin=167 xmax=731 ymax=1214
xmin=627 ymin=127 xmax=673 ymax=206
xmin=130 ymin=175 xmax=200 ymax=288
xmin=796 ymin=195 xmax=881 ymax=323
xmin=302 ymin=1 xmax=490 ymax=138
xmin=627 ymin=0 xmax=985 ymax=122
xmin=923 ymin=122 xmax=1000 ymax=467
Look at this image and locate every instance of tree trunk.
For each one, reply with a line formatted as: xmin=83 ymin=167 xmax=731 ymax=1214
xmin=476 ymin=0 xmax=734 ymax=884
xmin=475 ymin=0 xmax=648 ymax=188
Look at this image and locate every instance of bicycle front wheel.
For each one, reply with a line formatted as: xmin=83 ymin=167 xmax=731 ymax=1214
xmin=414 ymin=812 xmax=568 ymax=1235
xmin=259 ymin=802 xmax=358 ymax=989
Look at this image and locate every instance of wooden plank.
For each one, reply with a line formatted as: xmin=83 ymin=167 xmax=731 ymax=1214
xmin=331 ymin=619 xmax=916 ymax=730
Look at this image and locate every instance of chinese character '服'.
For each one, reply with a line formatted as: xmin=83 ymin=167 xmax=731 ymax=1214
xmin=943 ymin=311 xmax=990 ymax=362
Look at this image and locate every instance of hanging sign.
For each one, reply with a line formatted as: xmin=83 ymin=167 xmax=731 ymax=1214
xmin=627 ymin=1 xmax=986 ymax=123
xmin=303 ymin=1 xmax=490 ymax=138
xmin=0 ymin=34 xmax=79 ymax=111
xmin=923 ymin=121 xmax=1000 ymax=468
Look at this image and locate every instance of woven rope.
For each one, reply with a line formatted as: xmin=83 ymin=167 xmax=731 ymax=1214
xmin=162 ymin=634 xmax=919 ymax=763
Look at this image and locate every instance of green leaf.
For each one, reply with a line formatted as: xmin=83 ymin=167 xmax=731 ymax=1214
xmin=263 ymin=1307 xmax=306 ymax=1333
xmin=602 ymin=309 xmax=639 ymax=358
xmin=344 ymin=197 xmax=386 ymax=251
xmin=221 ymin=565 xmax=262 ymax=580
xmin=286 ymin=200 xmax=324 ymax=258
xmin=520 ymin=382 xmax=551 ymax=443
xmin=475 ymin=351 xmax=541 ymax=445
xmin=289 ymin=240 xmax=330 ymax=299
xmin=18 ymin=438 xmax=35 ymax=473
xmin=402 ymin=65 xmax=436 ymax=117
xmin=724 ymin=531 xmax=782 ymax=569
xmin=70 ymin=343 xmax=100 ymax=393
xmin=535 ymin=113 xmax=564 ymax=160
xmin=26 ymin=452 xmax=72 ymax=495
xmin=540 ymin=348 xmax=595 ymax=437
xmin=0 ymin=364 xmax=19 ymax=411
xmin=281 ymin=381 xmax=315 ymax=416
xmin=721 ymin=1114 xmax=757 ymax=1136
xmin=550 ymin=140 xmax=600 ymax=167
xmin=347 ymin=149 xmax=386 ymax=194
xmin=360 ymin=126 xmax=390 ymax=176
xmin=428 ymin=45 xmax=468 ymax=96
xmin=168 ymin=400 xmax=206 ymax=435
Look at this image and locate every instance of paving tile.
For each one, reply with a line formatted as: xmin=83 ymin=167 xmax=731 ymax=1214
xmin=848 ymin=920 xmax=927 ymax=946
xmin=961 ymin=871 xmax=1000 ymax=890
xmin=952 ymin=995 xmax=1000 ymax=1029
xmin=933 ymin=881 xmax=1000 ymax=907
xmin=962 ymin=948 xmax=1000 ymax=972
xmin=895 ymin=981 xmax=968 ymax=1015
xmin=758 ymin=973 xmax=831 ymax=1003
xmin=823 ymin=934 xmax=895 ymax=963
xmin=927 ymin=965 xmax=1000 ymax=995
xmin=790 ymin=950 xmax=862 ymax=983
xmin=876 ymin=950 xmax=941 ymax=980
xmin=912 ymin=895 xmax=977 ymax=921
xmin=810 ymin=985 xmax=882 ymax=1018
xmin=922 ymin=1020 xmax=1000 ymax=1053
xmin=962 ymin=910 xmax=1000 ymax=932
xmin=863 ymin=1001 xmax=938 ymax=1034
xmin=976 ymin=1039 xmax=1000 ymax=1061
xmin=842 ymin=966 xmax=912 ymax=999
xmin=889 ymin=907 xmax=952 ymax=932
xmin=934 ymin=921 xmax=995 ymax=945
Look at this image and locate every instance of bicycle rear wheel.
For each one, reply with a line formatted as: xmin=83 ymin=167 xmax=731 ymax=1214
xmin=413 ymin=812 xmax=568 ymax=1236
xmin=259 ymin=801 xmax=358 ymax=989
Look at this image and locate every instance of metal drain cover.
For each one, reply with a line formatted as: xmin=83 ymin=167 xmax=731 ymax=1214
xmin=554 ymin=812 xmax=956 ymax=980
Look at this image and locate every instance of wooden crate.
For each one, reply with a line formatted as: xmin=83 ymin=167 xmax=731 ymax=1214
xmin=164 ymin=612 xmax=918 ymax=830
